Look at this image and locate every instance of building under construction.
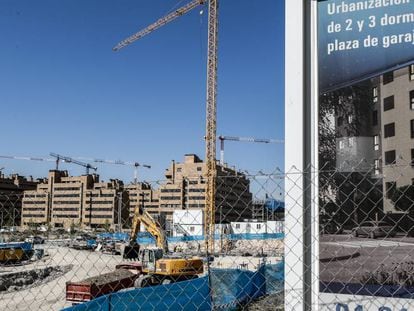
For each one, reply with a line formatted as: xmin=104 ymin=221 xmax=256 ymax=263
xmin=19 ymin=154 xmax=252 ymax=231
xmin=21 ymin=170 xmax=129 ymax=230
xmin=135 ymin=154 xmax=253 ymax=231
xmin=0 ymin=174 xmax=38 ymax=227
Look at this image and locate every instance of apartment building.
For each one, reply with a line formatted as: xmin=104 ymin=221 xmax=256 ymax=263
xmin=328 ymin=64 xmax=414 ymax=218
xmin=0 ymin=174 xmax=38 ymax=227
xmin=143 ymin=154 xmax=252 ymax=229
xmin=124 ymin=182 xmax=159 ymax=218
xmin=21 ymin=170 xmax=128 ymax=230
xmin=322 ymin=79 xmax=384 ymax=226
xmin=375 ymin=64 xmax=414 ymax=212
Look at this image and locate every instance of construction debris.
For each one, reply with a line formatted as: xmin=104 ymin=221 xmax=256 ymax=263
xmin=0 ymin=265 xmax=72 ymax=293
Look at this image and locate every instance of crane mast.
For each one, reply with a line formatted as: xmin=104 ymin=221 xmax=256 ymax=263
xmin=113 ymin=0 xmax=219 ymax=255
xmin=204 ymin=0 xmax=218 ymax=255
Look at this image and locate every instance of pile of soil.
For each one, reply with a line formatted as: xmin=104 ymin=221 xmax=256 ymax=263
xmin=0 ymin=265 xmax=72 ymax=293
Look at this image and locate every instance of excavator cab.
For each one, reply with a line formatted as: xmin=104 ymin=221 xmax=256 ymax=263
xmin=140 ymin=248 xmax=164 ymax=272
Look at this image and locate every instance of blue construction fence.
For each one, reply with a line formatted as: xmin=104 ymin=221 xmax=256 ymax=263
xmin=62 ymin=262 xmax=283 ymax=311
xmin=95 ymin=232 xmax=284 ymax=245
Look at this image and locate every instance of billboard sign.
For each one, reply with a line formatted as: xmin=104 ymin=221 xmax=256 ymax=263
xmin=317 ymin=0 xmax=414 ymax=310
xmin=318 ymin=0 xmax=414 ymax=92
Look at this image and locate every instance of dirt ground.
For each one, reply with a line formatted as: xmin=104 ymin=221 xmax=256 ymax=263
xmin=246 ymin=292 xmax=284 ymax=311
xmin=0 ymin=243 xmax=123 ymax=311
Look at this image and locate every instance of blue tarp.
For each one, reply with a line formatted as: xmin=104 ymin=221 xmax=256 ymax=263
xmin=62 ymin=275 xmax=211 ymax=311
xmin=265 ymin=199 xmax=285 ymax=212
xmin=0 ymin=242 xmax=32 ymax=251
xmin=211 ymin=262 xmax=284 ymax=310
xmin=96 ymin=232 xmax=284 ymax=245
xmin=62 ymin=262 xmax=284 ymax=311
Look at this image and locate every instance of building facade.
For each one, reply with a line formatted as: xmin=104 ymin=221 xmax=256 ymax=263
xmin=375 ymin=64 xmax=414 ymax=212
xmin=326 ymin=64 xmax=414 ymax=220
xmin=0 ymin=174 xmax=38 ymax=227
xmin=21 ymin=170 xmax=128 ymax=230
xmin=146 ymin=154 xmax=252 ymax=230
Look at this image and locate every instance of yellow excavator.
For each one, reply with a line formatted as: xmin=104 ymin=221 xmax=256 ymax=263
xmin=122 ymin=205 xmax=203 ymax=287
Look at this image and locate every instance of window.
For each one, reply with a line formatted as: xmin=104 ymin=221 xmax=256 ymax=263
xmin=385 ymin=182 xmax=396 ymax=199
xmin=256 ymin=224 xmax=261 ymax=230
xmin=385 ymin=150 xmax=396 ymax=165
xmin=410 ymin=64 xmax=414 ymax=81
xmin=189 ymin=226 xmax=195 ymax=232
xmin=197 ymin=167 xmax=202 ymax=172
xmin=384 ymin=123 xmax=395 ymax=138
xmin=410 ymin=90 xmax=414 ymax=110
xmin=383 ymin=71 xmax=394 ymax=84
xmin=411 ymin=120 xmax=414 ymax=138
xmin=348 ymin=115 xmax=353 ymax=124
xmin=177 ymin=168 xmax=182 ymax=172
xmin=412 ymin=149 xmax=414 ymax=167
xmin=372 ymin=110 xmax=378 ymax=126
xmin=339 ymin=140 xmax=345 ymax=149
xmin=373 ymin=87 xmax=378 ymax=103
xmin=374 ymin=159 xmax=380 ymax=175
xmin=235 ymin=224 xmax=240 ymax=229
xmin=383 ymin=96 xmax=394 ymax=111
xmin=374 ymin=135 xmax=379 ymax=150
xmin=348 ymin=137 xmax=354 ymax=147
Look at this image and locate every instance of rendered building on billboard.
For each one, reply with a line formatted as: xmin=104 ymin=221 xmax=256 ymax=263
xmin=373 ymin=65 xmax=414 ymax=213
xmin=322 ymin=64 xmax=414 ymax=227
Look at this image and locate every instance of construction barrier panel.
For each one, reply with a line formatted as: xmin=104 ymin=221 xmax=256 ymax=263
xmin=95 ymin=232 xmax=284 ymax=244
xmin=62 ymin=263 xmax=283 ymax=311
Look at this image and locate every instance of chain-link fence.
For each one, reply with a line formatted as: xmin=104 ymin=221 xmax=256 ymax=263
xmin=1 ymin=161 xmax=414 ymax=310
xmin=0 ymin=169 xmax=284 ymax=311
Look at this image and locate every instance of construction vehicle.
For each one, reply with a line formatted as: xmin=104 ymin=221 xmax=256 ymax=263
xmin=66 ymin=269 xmax=139 ymax=304
xmin=122 ymin=204 xmax=203 ymax=287
xmin=66 ymin=203 xmax=203 ymax=302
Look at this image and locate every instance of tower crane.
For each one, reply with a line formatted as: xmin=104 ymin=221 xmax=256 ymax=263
xmin=218 ymin=136 xmax=285 ymax=165
xmin=0 ymin=155 xmax=56 ymax=172
xmin=0 ymin=155 xmax=54 ymax=163
xmin=50 ymin=153 xmax=97 ymax=175
xmin=76 ymin=157 xmax=151 ymax=184
xmin=113 ymin=0 xmax=218 ymax=254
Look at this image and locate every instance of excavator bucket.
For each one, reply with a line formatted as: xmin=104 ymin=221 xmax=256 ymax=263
xmin=123 ymin=244 xmax=140 ymax=260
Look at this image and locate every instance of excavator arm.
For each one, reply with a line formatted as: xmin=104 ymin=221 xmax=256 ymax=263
xmin=124 ymin=204 xmax=168 ymax=259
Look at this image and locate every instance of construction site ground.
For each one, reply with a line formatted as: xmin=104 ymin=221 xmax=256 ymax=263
xmin=0 ymin=238 xmax=283 ymax=311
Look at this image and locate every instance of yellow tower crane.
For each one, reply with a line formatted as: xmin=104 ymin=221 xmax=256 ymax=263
xmin=113 ymin=0 xmax=218 ymax=255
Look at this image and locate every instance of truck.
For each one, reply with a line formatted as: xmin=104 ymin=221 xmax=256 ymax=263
xmin=65 ymin=264 xmax=142 ymax=304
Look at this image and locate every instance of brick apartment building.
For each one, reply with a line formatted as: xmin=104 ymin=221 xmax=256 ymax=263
xmin=126 ymin=154 xmax=253 ymax=233
xmin=21 ymin=170 xmax=129 ymax=230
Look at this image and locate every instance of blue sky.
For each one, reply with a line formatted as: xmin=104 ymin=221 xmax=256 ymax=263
xmin=0 ymin=0 xmax=284 ymax=183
